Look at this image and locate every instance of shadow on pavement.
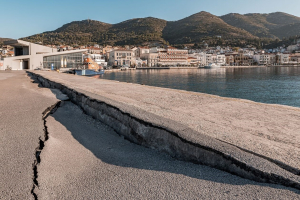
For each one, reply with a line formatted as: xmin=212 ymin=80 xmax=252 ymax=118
xmin=50 ymin=101 xmax=300 ymax=195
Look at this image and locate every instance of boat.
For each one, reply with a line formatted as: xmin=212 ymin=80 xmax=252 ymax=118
xmin=120 ymin=65 xmax=129 ymax=71
xmin=75 ymin=56 xmax=105 ymax=76
xmin=204 ymin=63 xmax=221 ymax=69
xmin=75 ymin=69 xmax=104 ymax=76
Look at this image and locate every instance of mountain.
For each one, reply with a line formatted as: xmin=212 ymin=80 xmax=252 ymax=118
xmin=163 ymin=11 xmax=256 ymax=44
xmin=106 ymin=17 xmax=167 ymax=45
xmin=21 ymin=11 xmax=300 ymax=46
xmin=220 ymin=13 xmax=275 ymax=38
xmin=265 ymin=12 xmax=300 ymax=26
xmin=221 ymin=12 xmax=300 ymax=39
xmin=23 ymin=20 xmax=112 ymax=45
xmin=0 ymin=37 xmax=14 ymax=46
xmin=23 ymin=18 xmax=167 ymax=46
xmin=271 ymin=22 xmax=300 ymax=39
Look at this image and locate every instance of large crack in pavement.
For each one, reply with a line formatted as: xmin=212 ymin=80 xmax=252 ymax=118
xmin=31 ymin=101 xmax=62 ymax=200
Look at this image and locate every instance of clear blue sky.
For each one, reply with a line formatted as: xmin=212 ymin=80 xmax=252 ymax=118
xmin=2 ymin=0 xmax=300 ymax=39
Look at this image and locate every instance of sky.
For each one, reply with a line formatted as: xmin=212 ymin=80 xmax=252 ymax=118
xmin=1 ymin=0 xmax=300 ymax=39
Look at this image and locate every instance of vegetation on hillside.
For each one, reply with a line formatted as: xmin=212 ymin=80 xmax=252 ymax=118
xmin=163 ymin=11 xmax=256 ymax=44
xmin=221 ymin=12 xmax=300 ymax=39
xmin=20 ymin=11 xmax=300 ymax=48
xmin=0 ymin=38 xmax=13 ymax=47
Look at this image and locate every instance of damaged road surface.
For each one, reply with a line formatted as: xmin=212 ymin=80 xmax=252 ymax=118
xmin=0 ymin=71 xmax=59 ymax=199
xmin=31 ymin=101 xmax=62 ymax=199
xmin=1 ymin=71 xmax=300 ymax=199
xmin=36 ymin=101 xmax=300 ymax=199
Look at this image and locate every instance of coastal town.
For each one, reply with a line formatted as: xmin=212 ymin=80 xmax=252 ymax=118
xmin=2 ymin=0 xmax=300 ymax=197
xmin=1 ymin=39 xmax=300 ymax=70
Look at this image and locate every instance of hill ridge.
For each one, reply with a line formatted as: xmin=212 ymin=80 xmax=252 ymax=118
xmin=21 ymin=11 xmax=300 ymax=46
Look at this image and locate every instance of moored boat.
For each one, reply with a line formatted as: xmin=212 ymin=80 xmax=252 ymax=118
xmin=75 ymin=69 xmax=104 ymax=76
xmin=204 ymin=63 xmax=221 ymax=69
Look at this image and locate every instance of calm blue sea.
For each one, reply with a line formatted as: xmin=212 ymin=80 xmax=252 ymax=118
xmin=94 ymin=67 xmax=300 ymax=108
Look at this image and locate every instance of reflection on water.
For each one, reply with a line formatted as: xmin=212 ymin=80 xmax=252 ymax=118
xmin=95 ymin=67 xmax=300 ymax=108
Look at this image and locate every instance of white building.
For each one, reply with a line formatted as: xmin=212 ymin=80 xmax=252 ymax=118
xmin=137 ymin=47 xmax=150 ymax=58
xmin=146 ymin=53 xmax=159 ymax=67
xmin=135 ymin=58 xmax=147 ymax=67
xmin=216 ymin=54 xmax=226 ymax=65
xmin=88 ymin=54 xmax=107 ymax=66
xmin=188 ymin=52 xmax=206 ymax=66
xmin=205 ymin=54 xmax=214 ymax=65
xmin=253 ymin=54 xmax=276 ymax=65
xmin=108 ymin=49 xmax=135 ymax=66
xmin=277 ymin=53 xmax=290 ymax=65
xmin=2 ymin=40 xmax=85 ymax=70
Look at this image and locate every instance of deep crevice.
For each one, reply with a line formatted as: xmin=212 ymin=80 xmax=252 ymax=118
xmin=31 ymin=101 xmax=61 ymax=200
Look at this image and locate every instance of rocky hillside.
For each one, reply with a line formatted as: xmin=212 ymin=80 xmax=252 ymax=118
xmin=0 ymin=38 xmax=13 ymax=47
xmin=163 ymin=11 xmax=256 ymax=44
xmin=221 ymin=12 xmax=300 ymax=39
xmin=21 ymin=11 xmax=300 ymax=46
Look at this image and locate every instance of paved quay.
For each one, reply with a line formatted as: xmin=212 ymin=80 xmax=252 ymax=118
xmin=38 ymin=101 xmax=300 ymax=199
xmin=29 ymin=71 xmax=300 ymax=190
xmin=0 ymin=71 xmax=59 ymax=199
xmin=1 ymin=70 xmax=300 ymax=199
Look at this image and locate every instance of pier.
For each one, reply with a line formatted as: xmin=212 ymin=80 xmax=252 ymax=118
xmin=1 ymin=70 xmax=300 ymax=199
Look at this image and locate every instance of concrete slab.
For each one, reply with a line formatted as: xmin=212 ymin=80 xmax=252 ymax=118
xmin=29 ymin=71 xmax=300 ymax=190
xmin=38 ymin=101 xmax=300 ymax=199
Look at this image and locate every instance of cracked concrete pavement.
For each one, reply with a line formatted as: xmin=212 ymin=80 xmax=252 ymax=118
xmin=37 ymin=101 xmax=300 ymax=199
xmin=29 ymin=71 xmax=300 ymax=189
xmin=1 ymin=70 xmax=300 ymax=199
xmin=0 ymin=71 xmax=59 ymax=199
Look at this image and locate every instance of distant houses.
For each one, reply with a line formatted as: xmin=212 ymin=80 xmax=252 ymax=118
xmin=2 ymin=40 xmax=300 ymax=70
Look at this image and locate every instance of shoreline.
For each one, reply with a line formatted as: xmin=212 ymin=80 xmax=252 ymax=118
xmin=132 ymin=65 xmax=300 ymax=70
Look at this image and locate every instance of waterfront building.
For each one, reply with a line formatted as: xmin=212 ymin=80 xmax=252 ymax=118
xmin=234 ymin=53 xmax=254 ymax=66
xmin=225 ymin=53 xmax=236 ymax=65
xmin=253 ymin=53 xmax=276 ymax=65
xmin=187 ymin=56 xmax=199 ymax=66
xmin=146 ymin=53 xmax=159 ymax=67
xmin=205 ymin=53 xmax=226 ymax=65
xmin=135 ymin=57 xmax=147 ymax=67
xmin=216 ymin=54 xmax=226 ymax=65
xmin=2 ymin=40 xmax=85 ymax=70
xmin=289 ymin=53 xmax=300 ymax=64
xmin=205 ymin=54 xmax=214 ymax=65
xmin=108 ymin=49 xmax=135 ymax=66
xmin=188 ymin=52 xmax=206 ymax=66
xmin=276 ymin=53 xmax=290 ymax=65
xmin=157 ymin=47 xmax=188 ymax=66
xmin=136 ymin=47 xmax=150 ymax=58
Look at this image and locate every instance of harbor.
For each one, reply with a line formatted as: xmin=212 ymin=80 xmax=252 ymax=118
xmin=2 ymin=2 xmax=300 ymax=198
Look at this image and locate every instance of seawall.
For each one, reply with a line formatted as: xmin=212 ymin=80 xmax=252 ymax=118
xmin=27 ymin=70 xmax=300 ymax=190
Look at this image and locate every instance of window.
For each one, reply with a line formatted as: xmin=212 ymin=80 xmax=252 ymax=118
xmin=43 ymin=52 xmax=83 ymax=69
